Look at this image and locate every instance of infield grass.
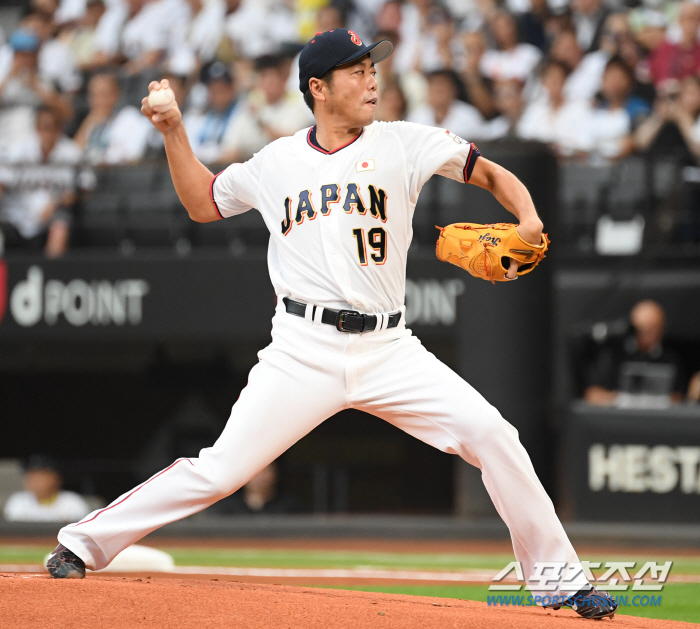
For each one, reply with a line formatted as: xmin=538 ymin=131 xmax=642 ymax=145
xmin=2 ymin=544 xmax=698 ymax=623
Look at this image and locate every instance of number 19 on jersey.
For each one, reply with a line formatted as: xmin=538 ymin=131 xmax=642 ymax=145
xmin=352 ymin=227 xmax=387 ymax=266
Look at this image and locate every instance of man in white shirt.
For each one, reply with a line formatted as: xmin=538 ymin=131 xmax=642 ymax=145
xmin=220 ymin=54 xmax=314 ymax=163
xmin=184 ymin=61 xmax=240 ymax=164
xmin=481 ymin=78 xmax=525 ymax=141
xmin=0 ymin=26 xmax=74 ymax=150
xmin=3 ymin=456 xmax=91 ymax=523
xmin=0 ymin=106 xmax=84 ymax=257
xmin=118 ymin=0 xmax=172 ymax=75
xmin=518 ymin=60 xmax=594 ymax=157
xmin=408 ymin=70 xmax=483 ymax=140
xmin=166 ymin=0 xmax=226 ymax=76
xmin=480 ymin=10 xmax=542 ymax=82
xmin=74 ymin=73 xmax=152 ymax=164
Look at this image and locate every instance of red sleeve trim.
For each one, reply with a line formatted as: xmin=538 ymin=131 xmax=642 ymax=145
xmin=209 ymin=171 xmax=225 ymax=220
xmin=463 ymin=143 xmax=481 ymax=184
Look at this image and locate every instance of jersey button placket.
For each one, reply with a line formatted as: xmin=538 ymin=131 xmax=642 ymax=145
xmin=319 ymin=155 xmax=356 ymax=306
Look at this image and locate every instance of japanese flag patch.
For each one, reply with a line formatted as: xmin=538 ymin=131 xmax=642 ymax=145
xmin=356 ymin=159 xmax=375 ymax=172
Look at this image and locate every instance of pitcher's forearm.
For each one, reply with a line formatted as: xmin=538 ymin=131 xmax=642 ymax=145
xmin=163 ymin=125 xmax=220 ymax=223
xmin=473 ymin=159 xmax=541 ymax=228
xmin=491 ymin=168 xmax=541 ymax=228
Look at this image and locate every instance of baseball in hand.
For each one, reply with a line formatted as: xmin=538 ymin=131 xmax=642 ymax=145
xmin=148 ymin=87 xmax=175 ymax=113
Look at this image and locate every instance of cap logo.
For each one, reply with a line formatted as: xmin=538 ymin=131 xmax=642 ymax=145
xmin=349 ymin=30 xmax=362 ymax=46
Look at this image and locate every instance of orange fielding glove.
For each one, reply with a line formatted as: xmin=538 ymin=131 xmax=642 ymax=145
xmin=435 ymin=222 xmax=550 ymax=284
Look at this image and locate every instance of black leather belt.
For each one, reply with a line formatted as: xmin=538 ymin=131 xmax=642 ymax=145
xmin=283 ymin=298 xmax=402 ymax=333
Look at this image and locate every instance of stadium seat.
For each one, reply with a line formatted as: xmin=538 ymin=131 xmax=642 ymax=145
xmin=606 ymin=157 xmax=648 ymax=221
xmin=188 ymin=210 xmax=266 ymax=250
xmin=125 ymin=191 xmax=186 ymax=247
xmin=114 ymin=163 xmax=162 ymax=192
xmin=559 ymin=163 xmax=612 ymax=242
xmin=78 ymin=192 xmax=124 ymax=247
xmin=652 ymin=159 xmax=681 ymax=199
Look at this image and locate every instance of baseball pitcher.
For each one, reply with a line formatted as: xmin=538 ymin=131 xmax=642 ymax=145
xmin=48 ymin=29 xmax=616 ymax=620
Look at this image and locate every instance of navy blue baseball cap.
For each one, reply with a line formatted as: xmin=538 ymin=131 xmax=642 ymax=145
xmin=299 ymin=28 xmax=393 ymax=94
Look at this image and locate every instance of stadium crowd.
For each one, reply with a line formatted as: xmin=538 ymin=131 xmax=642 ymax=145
xmin=2 ymin=0 xmax=700 ymax=255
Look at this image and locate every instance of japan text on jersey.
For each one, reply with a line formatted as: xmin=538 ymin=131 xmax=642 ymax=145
xmin=211 ymin=121 xmax=480 ymax=313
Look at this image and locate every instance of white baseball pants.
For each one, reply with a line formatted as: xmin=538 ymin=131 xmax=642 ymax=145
xmin=59 ymin=303 xmax=589 ymax=596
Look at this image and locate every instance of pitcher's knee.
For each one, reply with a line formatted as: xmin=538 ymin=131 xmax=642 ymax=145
xmin=192 ymin=456 xmax=244 ymax=500
xmin=206 ymin=474 xmax=241 ymax=500
xmin=471 ymin=405 xmax=518 ymax=447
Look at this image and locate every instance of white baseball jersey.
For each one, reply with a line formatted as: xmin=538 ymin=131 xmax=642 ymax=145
xmin=58 ymin=118 xmax=590 ymax=600
xmin=212 ymin=121 xmax=480 ymax=314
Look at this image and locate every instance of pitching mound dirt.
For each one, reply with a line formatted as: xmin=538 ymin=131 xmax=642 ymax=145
xmin=0 ymin=573 xmax=691 ymax=629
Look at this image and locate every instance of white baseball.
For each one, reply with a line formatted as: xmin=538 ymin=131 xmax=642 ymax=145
xmin=148 ymin=87 xmax=175 ymax=113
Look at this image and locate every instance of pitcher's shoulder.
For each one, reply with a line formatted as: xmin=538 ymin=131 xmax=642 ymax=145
xmin=365 ymin=119 xmax=435 ymax=140
xmin=365 ymin=120 xmax=406 ymax=136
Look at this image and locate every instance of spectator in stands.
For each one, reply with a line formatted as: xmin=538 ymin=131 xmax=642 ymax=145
xmin=456 ymin=30 xmax=496 ymax=119
xmin=220 ymin=54 xmax=313 ymax=163
xmin=518 ymin=60 xmax=593 ymax=157
xmin=55 ymin=0 xmax=91 ymax=24
xmin=648 ymin=1 xmax=700 ymax=88
xmin=549 ymin=27 xmax=601 ymax=104
xmin=167 ymin=0 xmax=226 ymax=77
xmin=225 ymin=0 xmax=296 ymax=61
xmin=314 ymin=4 xmax=344 ymax=33
xmin=74 ymin=72 xmax=151 ymax=164
xmin=480 ymin=10 xmax=542 ymax=82
xmin=211 ymin=460 xmax=301 ymax=515
xmin=375 ymin=78 xmax=407 ymax=122
xmin=481 ymin=78 xmax=525 ymax=140
xmin=635 ymin=76 xmax=700 ymax=163
xmin=375 ymin=0 xmax=402 ymax=40
xmin=421 ymin=5 xmax=458 ymax=73
xmin=3 ymin=455 xmax=91 ymax=522
xmin=408 ymin=70 xmax=483 ymax=140
xmin=392 ymin=0 xmax=458 ymax=75
xmin=587 ymin=57 xmax=648 ymax=161
xmin=553 ymin=14 xmax=644 ymax=106
xmin=571 ymin=0 xmax=610 ymax=53
xmin=183 ymin=61 xmax=239 ymax=163
xmin=0 ymin=27 xmax=73 ymax=151
xmin=584 ymin=300 xmax=687 ymax=406
xmin=516 ymin=0 xmax=550 ymax=52
xmin=21 ymin=10 xmax=83 ymax=94
xmin=184 ymin=61 xmax=239 ymax=164
xmin=118 ymin=0 xmax=171 ymax=76
xmin=61 ymin=0 xmax=109 ymax=71
xmin=77 ymin=0 xmax=133 ymax=70
xmin=0 ymin=106 xmax=82 ymax=257
xmin=602 ymin=13 xmax=656 ymax=103
xmin=285 ymin=4 xmax=347 ymax=103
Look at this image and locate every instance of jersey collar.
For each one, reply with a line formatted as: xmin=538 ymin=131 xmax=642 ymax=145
xmin=307 ymin=125 xmax=363 ymax=155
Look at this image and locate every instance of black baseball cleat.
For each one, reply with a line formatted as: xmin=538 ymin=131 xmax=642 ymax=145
xmin=46 ymin=544 xmax=86 ymax=579
xmin=543 ymin=586 xmax=617 ymax=620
